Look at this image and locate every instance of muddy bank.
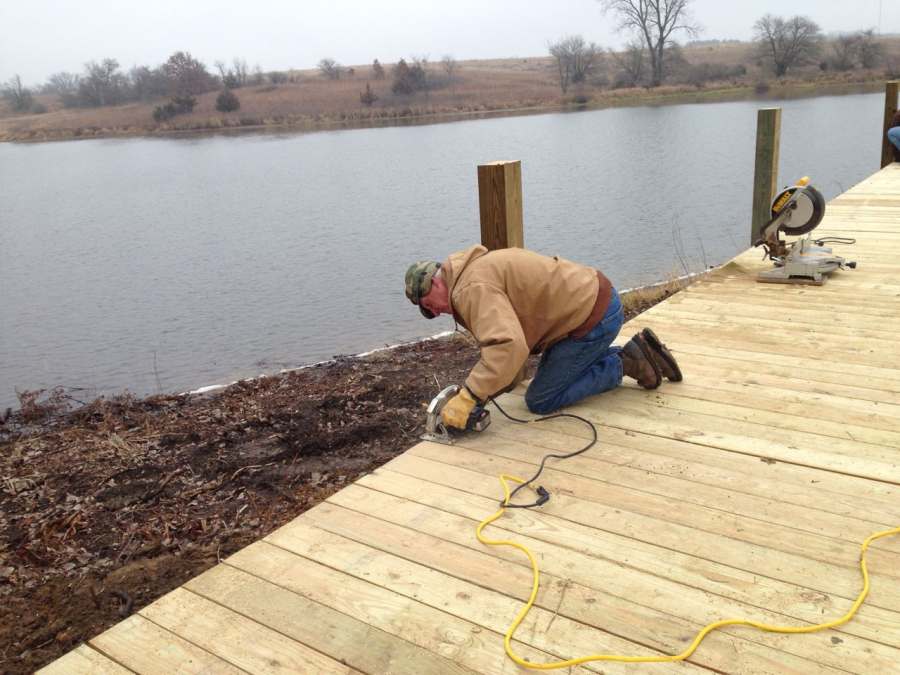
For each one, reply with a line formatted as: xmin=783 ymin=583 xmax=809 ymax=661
xmin=0 ymin=284 xmax=678 ymax=673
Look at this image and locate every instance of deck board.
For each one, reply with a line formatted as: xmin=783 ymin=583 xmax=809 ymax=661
xmin=40 ymin=163 xmax=900 ymax=673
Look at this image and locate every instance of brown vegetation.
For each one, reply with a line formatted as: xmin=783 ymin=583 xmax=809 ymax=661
xmin=3 ymin=39 xmax=900 ymax=143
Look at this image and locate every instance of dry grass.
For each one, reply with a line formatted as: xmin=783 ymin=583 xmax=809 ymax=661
xmin=3 ymin=38 xmax=900 ymax=142
xmin=0 ymin=63 xmax=565 ymax=142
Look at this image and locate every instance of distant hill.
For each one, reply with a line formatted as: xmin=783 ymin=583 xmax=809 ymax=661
xmin=2 ymin=36 xmax=899 ymax=142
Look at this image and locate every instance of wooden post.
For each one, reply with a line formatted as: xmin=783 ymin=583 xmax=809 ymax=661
xmin=477 ymin=160 xmax=524 ymax=250
xmin=881 ymin=81 xmax=899 ymax=169
xmin=751 ymin=108 xmax=781 ymax=246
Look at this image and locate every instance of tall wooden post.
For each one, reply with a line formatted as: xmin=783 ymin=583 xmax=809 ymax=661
xmin=477 ymin=160 xmax=524 ymax=250
xmin=881 ymin=81 xmax=899 ymax=169
xmin=751 ymin=108 xmax=781 ymax=246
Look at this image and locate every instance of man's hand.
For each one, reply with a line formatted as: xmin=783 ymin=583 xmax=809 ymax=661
xmin=441 ymin=387 xmax=478 ymax=430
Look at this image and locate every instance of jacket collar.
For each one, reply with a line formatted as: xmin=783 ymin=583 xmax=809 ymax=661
xmin=441 ymin=244 xmax=488 ymax=297
xmin=441 ymin=244 xmax=488 ymax=328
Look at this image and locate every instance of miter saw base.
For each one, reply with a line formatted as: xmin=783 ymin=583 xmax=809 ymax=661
xmin=754 ymin=177 xmax=856 ymax=285
xmin=758 ymin=236 xmax=857 ymax=285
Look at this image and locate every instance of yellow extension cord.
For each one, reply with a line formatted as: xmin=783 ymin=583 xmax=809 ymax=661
xmin=476 ymin=473 xmax=900 ymax=670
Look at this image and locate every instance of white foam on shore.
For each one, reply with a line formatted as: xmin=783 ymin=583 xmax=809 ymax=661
xmin=184 ymin=268 xmax=711 ymax=398
xmin=184 ymin=330 xmax=456 ymax=397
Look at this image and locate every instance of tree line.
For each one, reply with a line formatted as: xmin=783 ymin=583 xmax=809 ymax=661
xmin=1 ymin=51 xmax=462 ymax=119
xmin=0 ymin=53 xmax=269 ymax=117
xmin=2 ymin=3 xmax=894 ymax=119
xmin=548 ymin=1 xmax=889 ymax=93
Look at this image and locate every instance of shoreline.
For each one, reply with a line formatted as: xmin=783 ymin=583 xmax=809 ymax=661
xmin=185 ymin=270 xmax=709 ymax=400
xmin=0 ymin=78 xmax=885 ymax=145
xmin=186 ymin=330 xmax=457 ymax=397
xmin=1 ymin=273 xmax=703 ymax=415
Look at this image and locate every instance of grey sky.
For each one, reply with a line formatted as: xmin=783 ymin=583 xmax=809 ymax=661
xmin=2 ymin=0 xmax=898 ymax=84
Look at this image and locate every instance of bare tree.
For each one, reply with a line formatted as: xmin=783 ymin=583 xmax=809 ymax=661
xmin=661 ymin=41 xmax=689 ymax=80
xmin=411 ymin=56 xmax=430 ymax=90
xmin=549 ymin=36 xmax=600 ymax=93
xmin=441 ymin=55 xmax=458 ymax=82
xmin=318 ymin=58 xmax=344 ymax=80
xmin=162 ymin=51 xmax=214 ymax=95
xmin=79 ymin=59 xmax=128 ymax=106
xmin=571 ymin=40 xmax=600 ymax=84
xmin=215 ymin=59 xmax=246 ymax=88
xmin=612 ymin=39 xmax=646 ymax=87
xmin=600 ymin=0 xmax=698 ymax=87
xmin=549 ymin=40 xmax=573 ymax=93
xmin=753 ymin=15 xmax=822 ymax=77
xmin=129 ymin=65 xmax=168 ymax=101
xmin=43 ymin=72 xmax=79 ymax=96
xmin=232 ymin=58 xmax=249 ymax=86
xmin=2 ymin=75 xmax=33 ymax=112
xmin=827 ymin=29 xmax=883 ymax=71
xmin=829 ymin=33 xmax=859 ymax=71
xmin=857 ymin=29 xmax=885 ymax=69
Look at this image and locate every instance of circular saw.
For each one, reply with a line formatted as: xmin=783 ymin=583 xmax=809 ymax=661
xmin=421 ymin=384 xmax=491 ymax=445
xmin=754 ymin=177 xmax=855 ymax=285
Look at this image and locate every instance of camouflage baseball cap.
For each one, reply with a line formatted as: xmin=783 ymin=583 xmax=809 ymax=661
xmin=404 ymin=260 xmax=441 ymax=315
xmin=404 ymin=261 xmax=440 ymax=304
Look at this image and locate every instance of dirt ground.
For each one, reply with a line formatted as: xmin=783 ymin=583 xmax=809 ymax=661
xmin=0 ymin=288 xmax=676 ymax=673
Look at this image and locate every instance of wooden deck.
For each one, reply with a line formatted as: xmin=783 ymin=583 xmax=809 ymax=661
xmin=42 ymin=165 xmax=900 ymax=674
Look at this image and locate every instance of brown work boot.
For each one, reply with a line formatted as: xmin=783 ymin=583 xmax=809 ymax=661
xmin=619 ymin=335 xmax=662 ymax=389
xmin=640 ymin=328 xmax=683 ymax=382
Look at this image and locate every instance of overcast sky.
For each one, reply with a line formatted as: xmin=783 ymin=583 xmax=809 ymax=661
xmin=2 ymin=0 xmax=898 ymax=84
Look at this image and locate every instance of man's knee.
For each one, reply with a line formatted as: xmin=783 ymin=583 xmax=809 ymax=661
xmin=525 ymin=388 xmax=558 ymax=415
xmin=888 ymin=127 xmax=900 ymax=149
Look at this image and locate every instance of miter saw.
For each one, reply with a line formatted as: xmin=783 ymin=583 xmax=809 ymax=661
xmin=422 ymin=385 xmax=491 ymax=445
xmin=754 ymin=177 xmax=856 ymax=285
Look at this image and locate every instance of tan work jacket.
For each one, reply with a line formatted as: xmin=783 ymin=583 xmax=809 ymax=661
xmin=442 ymin=245 xmax=611 ymax=400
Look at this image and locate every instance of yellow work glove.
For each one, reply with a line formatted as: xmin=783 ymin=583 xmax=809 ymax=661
xmin=441 ymin=387 xmax=478 ymax=430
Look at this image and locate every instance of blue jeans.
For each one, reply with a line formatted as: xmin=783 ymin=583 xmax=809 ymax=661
xmin=525 ymin=288 xmax=624 ymax=414
xmin=889 ymin=126 xmax=900 ymax=152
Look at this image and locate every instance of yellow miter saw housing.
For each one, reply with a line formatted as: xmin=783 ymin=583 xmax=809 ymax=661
xmin=754 ymin=177 xmax=856 ymax=285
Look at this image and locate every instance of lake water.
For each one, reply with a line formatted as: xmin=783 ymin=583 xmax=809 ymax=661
xmin=0 ymin=92 xmax=887 ymax=408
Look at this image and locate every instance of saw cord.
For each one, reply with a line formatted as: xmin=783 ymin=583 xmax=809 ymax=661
xmin=478 ymin=400 xmax=900 ymax=669
xmin=487 ymin=397 xmax=596 ymax=508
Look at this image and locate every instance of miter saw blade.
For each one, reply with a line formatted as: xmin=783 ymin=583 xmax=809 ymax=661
xmin=771 ymin=184 xmax=826 ymax=235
